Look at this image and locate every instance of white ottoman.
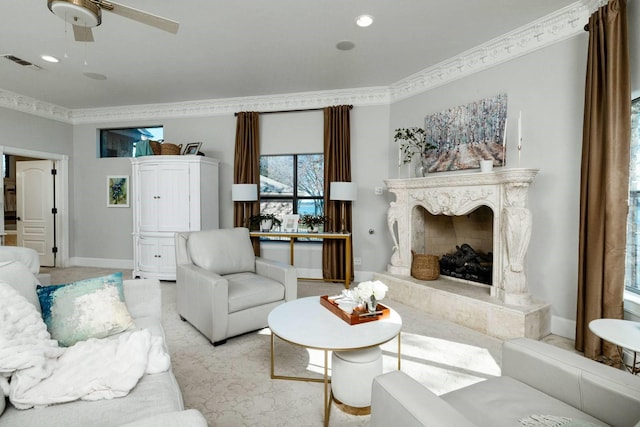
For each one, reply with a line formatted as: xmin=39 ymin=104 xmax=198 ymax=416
xmin=331 ymin=346 xmax=382 ymax=414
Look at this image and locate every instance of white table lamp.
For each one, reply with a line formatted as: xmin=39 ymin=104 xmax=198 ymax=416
xmin=330 ymin=181 xmax=357 ymax=233
xmin=232 ymin=183 xmax=258 ymax=227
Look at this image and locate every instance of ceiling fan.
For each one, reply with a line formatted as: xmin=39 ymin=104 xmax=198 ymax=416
xmin=47 ymin=0 xmax=179 ymax=42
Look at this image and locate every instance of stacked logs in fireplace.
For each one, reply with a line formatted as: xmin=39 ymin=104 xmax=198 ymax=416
xmin=439 ymin=243 xmax=492 ymax=285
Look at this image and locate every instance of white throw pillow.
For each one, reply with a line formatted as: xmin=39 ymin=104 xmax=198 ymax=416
xmin=0 ymin=260 xmax=41 ymax=313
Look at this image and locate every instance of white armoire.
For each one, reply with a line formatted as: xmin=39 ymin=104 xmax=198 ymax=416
xmin=131 ymin=155 xmax=219 ymax=280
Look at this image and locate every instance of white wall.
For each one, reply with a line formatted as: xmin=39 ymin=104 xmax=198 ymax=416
xmin=0 ymin=107 xmax=73 ymax=259
xmin=70 ymin=105 xmax=392 ymax=279
xmin=388 ymin=34 xmax=589 ymax=337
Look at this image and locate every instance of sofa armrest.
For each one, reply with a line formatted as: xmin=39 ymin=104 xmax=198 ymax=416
xmin=123 ymin=279 xmax=162 ymax=320
xmin=371 ymin=371 xmax=476 ymax=427
xmin=119 ymin=409 xmax=208 ymax=427
xmin=176 ymin=263 xmax=229 ymax=343
xmin=502 ymin=338 xmax=640 ymax=427
xmin=255 ymin=257 xmax=297 ymax=301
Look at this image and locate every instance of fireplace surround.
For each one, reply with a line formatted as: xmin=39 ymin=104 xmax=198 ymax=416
xmin=374 ymin=168 xmax=550 ymax=339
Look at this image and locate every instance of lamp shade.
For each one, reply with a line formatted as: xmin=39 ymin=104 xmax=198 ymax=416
xmin=232 ymin=183 xmax=258 ymax=201
xmin=330 ymin=182 xmax=357 ymax=201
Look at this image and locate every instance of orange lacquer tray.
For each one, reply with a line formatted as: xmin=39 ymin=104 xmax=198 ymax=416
xmin=320 ymin=295 xmax=390 ymax=325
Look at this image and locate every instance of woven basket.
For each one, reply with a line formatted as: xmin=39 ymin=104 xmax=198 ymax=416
xmin=411 ymin=251 xmax=440 ymax=280
xmin=149 ymin=140 xmax=161 ymax=155
xmin=160 ymin=143 xmax=182 ymax=155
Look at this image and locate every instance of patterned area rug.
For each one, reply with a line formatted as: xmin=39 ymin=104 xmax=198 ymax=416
xmin=41 ymin=267 xmax=573 ymax=426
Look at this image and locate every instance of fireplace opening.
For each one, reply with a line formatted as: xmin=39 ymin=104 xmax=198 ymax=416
xmin=413 ymin=205 xmax=494 ymax=286
xmin=440 ymin=243 xmax=493 ymax=285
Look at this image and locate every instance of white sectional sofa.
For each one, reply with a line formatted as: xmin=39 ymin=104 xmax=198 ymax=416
xmin=371 ymin=337 xmax=640 ymax=427
xmin=0 ymin=260 xmax=207 ymax=426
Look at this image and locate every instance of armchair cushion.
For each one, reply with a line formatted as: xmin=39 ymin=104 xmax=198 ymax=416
xmin=186 ymin=228 xmax=255 ymax=275
xmin=441 ymin=376 xmax=606 ymax=427
xmin=226 ymin=272 xmax=285 ymax=313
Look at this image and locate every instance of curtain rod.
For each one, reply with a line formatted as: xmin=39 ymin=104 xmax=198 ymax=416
xmin=234 ymin=105 xmax=353 ymax=116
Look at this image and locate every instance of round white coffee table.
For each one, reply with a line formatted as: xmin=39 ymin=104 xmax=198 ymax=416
xmin=268 ymin=296 xmax=402 ymax=426
xmin=589 ymin=318 xmax=640 ymax=374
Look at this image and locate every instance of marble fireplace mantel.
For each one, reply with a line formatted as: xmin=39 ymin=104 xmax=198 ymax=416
xmin=385 ymin=168 xmax=539 ymax=306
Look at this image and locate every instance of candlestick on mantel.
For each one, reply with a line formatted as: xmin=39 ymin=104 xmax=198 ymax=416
xmin=502 ymin=117 xmax=507 ymax=166
xmin=517 ymin=111 xmax=522 ymax=148
xmin=517 ymin=111 xmax=522 ymax=167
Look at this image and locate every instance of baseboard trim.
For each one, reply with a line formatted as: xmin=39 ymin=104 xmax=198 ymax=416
xmin=295 ymin=268 xmax=374 ymax=285
xmin=551 ymin=315 xmax=576 ymax=340
xmin=68 ymin=257 xmax=134 ymax=270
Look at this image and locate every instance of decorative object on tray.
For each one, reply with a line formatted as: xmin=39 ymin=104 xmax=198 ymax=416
xmin=249 ymin=213 xmax=282 ymax=232
xmin=299 ymin=214 xmax=329 ymax=233
xmin=354 ymin=280 xmax=389 ymax=313
xmin=320 ymin=295 xmax=390 ymax=325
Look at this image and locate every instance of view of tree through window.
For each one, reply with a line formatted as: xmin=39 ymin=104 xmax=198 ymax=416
xmin=626 ymin=98 xmax=640 ymax=295
xmin=259 ymin=154 xmax=324 ymax=221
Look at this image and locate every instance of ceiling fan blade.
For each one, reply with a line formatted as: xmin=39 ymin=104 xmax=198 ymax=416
xmin=73 ymin=25 xmax=95 ymax=42
xmin=101 ymin=1 xmax=179 ymax=34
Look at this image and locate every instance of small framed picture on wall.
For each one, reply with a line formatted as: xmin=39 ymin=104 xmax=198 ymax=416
xmin=107 ymin=175 xmax=129 ymax=207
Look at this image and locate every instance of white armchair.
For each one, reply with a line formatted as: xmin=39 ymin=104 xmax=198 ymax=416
xmin=175 ymin=227 xmax=297 ymax=346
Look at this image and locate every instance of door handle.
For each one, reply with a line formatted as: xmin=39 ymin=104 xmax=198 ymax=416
xmin=16 ymin=217 xmax=21 ymax=221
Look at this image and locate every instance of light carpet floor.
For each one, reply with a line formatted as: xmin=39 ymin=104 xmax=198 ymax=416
xmin=41 ymin=267 xmax=575 ymax=426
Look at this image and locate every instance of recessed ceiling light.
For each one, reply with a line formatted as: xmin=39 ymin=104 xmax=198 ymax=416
xmin=41 ymin=55 xmax=59 ymax=63
xmin=356 ymin=14 xmax=374 ymax=27
xmin=336 ymin=40 xmax=355 ymax=51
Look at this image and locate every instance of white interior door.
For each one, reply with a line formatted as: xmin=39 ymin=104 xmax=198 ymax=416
xmin=16 ymin=160 xmax=55 ymax=267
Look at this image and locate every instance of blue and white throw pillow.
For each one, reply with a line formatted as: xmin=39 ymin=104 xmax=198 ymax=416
xmin=37 ymin=272 xmax=133 ymax=347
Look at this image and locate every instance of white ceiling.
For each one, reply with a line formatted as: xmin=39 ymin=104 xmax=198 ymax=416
xmin=0 ymin=1 xmax=577 ymax=110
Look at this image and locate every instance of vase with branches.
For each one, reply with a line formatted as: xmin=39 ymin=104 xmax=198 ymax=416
xmin=394 ymin=127 xmax=437 ymax=176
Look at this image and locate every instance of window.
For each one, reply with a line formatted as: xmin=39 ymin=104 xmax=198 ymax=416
xmin=626 ymin=98 xmax=640 ymax=294
xmin=259 ymin=154 xmax=324 ymax=220
xmin=99 ymin=126 xmax=163 ymax=158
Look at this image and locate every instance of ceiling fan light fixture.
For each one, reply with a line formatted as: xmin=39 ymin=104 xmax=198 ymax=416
xmin=48 ymin=0 xmax=101 ymax=27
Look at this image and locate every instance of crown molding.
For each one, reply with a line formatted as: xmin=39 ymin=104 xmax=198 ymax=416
xmin=0 ymin=1 xmax=592 ymax=124
xmin=389 ymin=1 xmax=590 ymax=102
xmin=69 ymin=86 xmax=391 ymax=124
xmin=0 ymin=89 xmax=72 ymax=122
